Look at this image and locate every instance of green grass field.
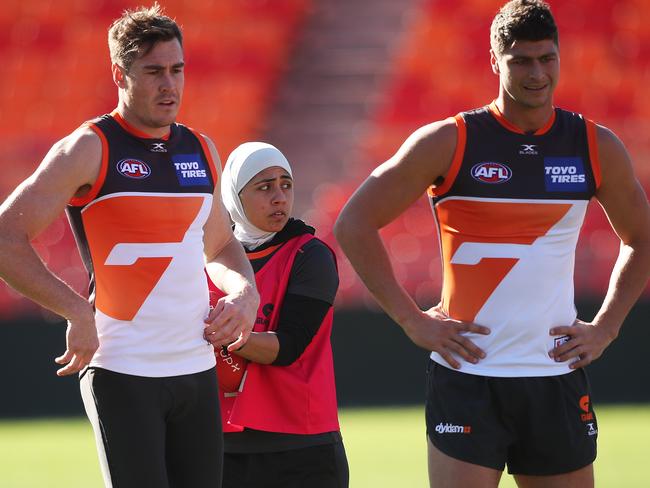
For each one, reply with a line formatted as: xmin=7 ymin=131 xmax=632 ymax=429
xmin=0 ymin=405 xmax=648 ymax=487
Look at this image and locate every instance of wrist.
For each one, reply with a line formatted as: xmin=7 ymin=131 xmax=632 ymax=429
xmin=398 ymin=310 xmax=426 ymax=338
xmin=242 ymin=283 xmax=260 ymax=307
xmin=63 ymin=296 xmax=94 ymax=324
xmin=393 ymin=300 xmax=425 ymax=330
xmin=593 ymin=320 xmax=621 ymax=342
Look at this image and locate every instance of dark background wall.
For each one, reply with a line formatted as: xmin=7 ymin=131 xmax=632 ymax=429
xmin=332 ymin=300 xmax=650 ymax=407
xmin=1 ymin=299 xmax=649 ymax=418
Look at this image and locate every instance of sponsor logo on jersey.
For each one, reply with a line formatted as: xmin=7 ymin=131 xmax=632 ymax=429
xmin=586 ymin=422 xmax=598 ymax=436
xmin=172 ymin=153 xmax=210 ymax=187
xmin=554 ymin=335 xmax=570 ymax=349
xmin=471 ymin=162 xmax=512 ymax=184
xmin=579 ymin=394 xmax=594 ymax=421
xmin=255 ymin=303 xmax=274 ymax=327
xmin=87 ymin=195 xmax=205 ymax=320
xmin=262 ymin=303 xmax=274 ymax=317
xmin=544 ymin=157 xmax=587 ymax=192
xmin=150 ymin=142 xmax=167 ymax=153
xmin=218 ymin=347 xmax=243 ymax=373
xmin=256 ymin=302 xmax=274 ymax=326
xmin=117 ymin=158 xmax=151 ymax=179
xmin=519 ymin=144 xmax=539 ymax=155
xmin=434 ymin=422 xmax=472 ymax=434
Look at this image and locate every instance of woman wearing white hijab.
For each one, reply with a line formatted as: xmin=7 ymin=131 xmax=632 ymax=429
xmin=208 ymin=142 xmax=349 ymax=488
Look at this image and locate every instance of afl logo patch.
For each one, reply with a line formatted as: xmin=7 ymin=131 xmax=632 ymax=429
xmin=471 ymin=162 xmax=512 ymax=184
xmin=117 ymin=159 xmax=151 ymax=179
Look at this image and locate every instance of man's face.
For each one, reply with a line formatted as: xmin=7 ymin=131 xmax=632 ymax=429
xmin=491 ymin=39 xmax=560 ymax=109
xmin=117 ymin=38 xmax=184 ymax=130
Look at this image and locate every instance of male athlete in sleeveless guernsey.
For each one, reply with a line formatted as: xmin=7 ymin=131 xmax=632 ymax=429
xmin=67 ymin=111 xmax=218 ymax=377
xmin=428 ymin=101 xmax=601 ymax=377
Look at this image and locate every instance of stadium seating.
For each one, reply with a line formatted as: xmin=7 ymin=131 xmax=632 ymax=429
xmin=1 ymin=0 xmax=649 ymax=316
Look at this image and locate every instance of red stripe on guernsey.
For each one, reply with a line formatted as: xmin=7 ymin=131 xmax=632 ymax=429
xmin=428 ymin=114 xmax=466 ymax=198
xmin=82 ymin=195 xmax=204 ymax=320
xmin=585 ymin=119 xmax=602 ymax=189
xmin=111 ymin=110 xmax=171 ymax=140
xmin=436 ymin=199 xmax=571 ymax=321
xmin=488 ymin=101 xmax=556 ymax=135
xmin=187 ymin=127 xmax=219 ymax=185
xmin=69 ymin=123 xmax=109 ymax=207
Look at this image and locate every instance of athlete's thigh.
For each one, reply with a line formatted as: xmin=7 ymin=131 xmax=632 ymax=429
xmin=514 ymin=464 xmax=594 ymax=488
xmin=81 ymin=367 xmax=169 ymax=488
xmin=165 ymin=368 xmax=223 ymax=488
xmin=428 ymin=438 xmax=502 ymax=488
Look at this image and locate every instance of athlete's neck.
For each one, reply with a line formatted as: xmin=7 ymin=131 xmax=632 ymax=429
xmin=493 ymin=97 xmax=554 ymax=134
xmin=113 ymin=107 xmax=171 ymax=139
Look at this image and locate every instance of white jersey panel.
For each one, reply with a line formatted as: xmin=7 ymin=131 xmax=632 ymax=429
xmin=431 ymin=198 xmax=589 ymax=377
xmin=85 ymin=192 xmax=216 ymax=376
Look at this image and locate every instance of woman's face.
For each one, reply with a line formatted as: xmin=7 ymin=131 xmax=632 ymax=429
xmin=239 ymin=166 xmax=294 ymax=233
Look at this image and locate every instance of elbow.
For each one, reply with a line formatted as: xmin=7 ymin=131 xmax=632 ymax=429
xmin=623 ymin=231 xmax=650 ymax=255
xmin=256 ymin=356 xmax=278 ymax=366
xmin=333 ymin=207 xmax=357 ymax=247
xmin=270 ymin=347 xmax=299 ymax=366
xmin=332 ymin=213 xmax=346 ymax=243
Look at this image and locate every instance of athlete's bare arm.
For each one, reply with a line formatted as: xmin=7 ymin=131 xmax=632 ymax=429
xmin=201 ymin=135 xmax=259 ymax=351
xmin=550 ymin=125 xmax=650 ymax=368
xmin=334 ymin=119 xmax=490 ymax=369
xmin=0 ymin=127 xmax=102 ymax=376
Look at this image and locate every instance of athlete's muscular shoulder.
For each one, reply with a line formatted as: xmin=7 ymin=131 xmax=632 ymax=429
xmin=191 ymin=130 xmax=234 ymax=259
xmin=595 ymin=123 xmax=636 ymax=197
xmin=594 ymin=123 xmax=650 ymax=245
xmin=347 ymin=117 xmax=458 ymax=228
xmin=376 ymin=117 xmax=458 ymax=186
xmin=200 ymin=134 xmax=223 ymax=177
xmin=46 ymin=124 xmax=103 ymax=195
xmin=0 ymin=125 xmax=102 ymax=239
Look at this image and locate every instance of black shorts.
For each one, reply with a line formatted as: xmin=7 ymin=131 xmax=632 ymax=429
xmin=425 ymin=360 xmax=597 ymax=476
xmin=80 ymin=367 xmax=223 ymax=488
xmin=223 ymin=440 xmax=349 ymax=488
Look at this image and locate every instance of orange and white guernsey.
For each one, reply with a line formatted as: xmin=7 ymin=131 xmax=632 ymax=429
xmin=428 ymin=102 xmax=601 ymax=377
xmin=66 ymin=112 xmax=218 ymax=377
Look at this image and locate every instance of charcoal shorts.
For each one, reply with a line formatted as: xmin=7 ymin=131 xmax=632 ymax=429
xmin=425 ymin=360 xmax=597 ymax=475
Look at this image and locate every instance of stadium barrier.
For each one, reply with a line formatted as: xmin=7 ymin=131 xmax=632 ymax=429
xmin=1 ymin=299 xmax=649 ymax=417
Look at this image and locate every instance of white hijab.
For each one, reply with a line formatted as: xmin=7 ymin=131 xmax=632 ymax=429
xmin=221 ymin=142 xmax=293 ymax=249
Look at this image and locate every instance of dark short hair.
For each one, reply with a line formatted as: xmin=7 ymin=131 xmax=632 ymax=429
xmin=490 ymin=0 xmax=558 ymax=56
xmin=108 ymin=3 xmax=183 ymax=71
